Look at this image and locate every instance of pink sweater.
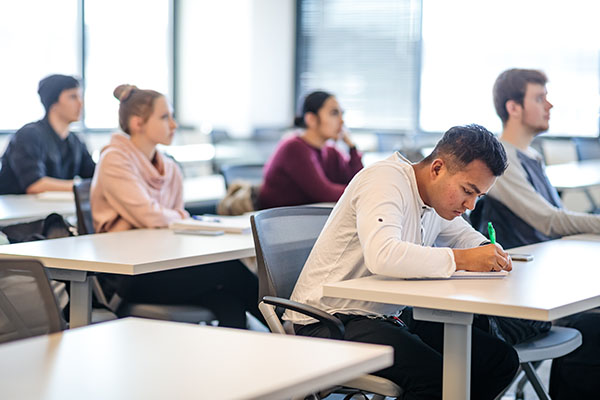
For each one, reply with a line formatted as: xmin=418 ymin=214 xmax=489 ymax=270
xmin=90 ymin=133 xmax=188 ymax=233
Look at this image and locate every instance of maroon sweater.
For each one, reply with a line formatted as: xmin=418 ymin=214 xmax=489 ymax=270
xmin=258 ymin=136 xmax=363 ymax=209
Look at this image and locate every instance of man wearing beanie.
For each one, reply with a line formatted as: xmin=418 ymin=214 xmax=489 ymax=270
xmin=0 ymin=74 xmax=95 ymax=194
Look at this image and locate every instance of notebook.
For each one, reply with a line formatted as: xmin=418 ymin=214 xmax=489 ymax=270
xmin=169 ymin=215 xmax=251 ymax=234
xmin=450 ymin=270 xmax=509 ymax=279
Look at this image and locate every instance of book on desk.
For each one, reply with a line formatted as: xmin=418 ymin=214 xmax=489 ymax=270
xmin=169 ymin=215 xmax=251 ymax=234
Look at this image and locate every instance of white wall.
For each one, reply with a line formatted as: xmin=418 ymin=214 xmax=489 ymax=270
xmin=177 ymin=0 xmax=295 ymax=138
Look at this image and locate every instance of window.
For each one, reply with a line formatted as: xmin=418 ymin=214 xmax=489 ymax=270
xmin=176 ymin=0 xmax=295 ymax=137
xmin=296 ymin=0 xmax=421 ymax=131
xmin=420 ymin=0 xmax=600 ymax=136
xmin=83 ymin=0 xmax=171 ymax=129
xmin=0 ymin=0 xmax=79 ymax=131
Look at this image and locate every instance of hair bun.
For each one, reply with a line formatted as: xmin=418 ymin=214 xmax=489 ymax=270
xmin=293 ymin=116 xmax=306 ymax=128
xmin=113 ymin=84 xmax=137 ymax=102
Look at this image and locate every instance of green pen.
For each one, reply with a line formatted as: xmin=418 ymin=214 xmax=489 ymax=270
xmin=487 ymin=222 xmax=496 ymax=244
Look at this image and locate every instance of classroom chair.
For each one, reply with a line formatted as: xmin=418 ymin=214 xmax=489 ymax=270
xmin=251 ymin=206 xmax=403 ymax=400
xmin=220 ymin=163 xmax=264 ymax=189
xmin=73 ymin=180 xmax=217 ymax=325
xmin=573 ymin=136 xmax=600 ymax=213
xmin=498 ymin=327 xmax=582 ymax=400
xmin=573 ymin=136 xmax=600 ymax=162
xmin=0 ymin=259 xmax=66 ymax=344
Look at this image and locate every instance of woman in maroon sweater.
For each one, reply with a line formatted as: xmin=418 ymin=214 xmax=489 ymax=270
xmin=258 ymin=91 xmax=363 ymax=209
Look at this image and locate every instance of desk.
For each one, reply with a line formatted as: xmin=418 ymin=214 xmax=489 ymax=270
xmin=0 ymin=318 xmax=393 ymax=400
xmin=0 ymin=194 xmax=75 ymax=225
xmin=545 ymin=160 xmax=600 ymax=190
xmin=0 ymin=175 xmax=225 ymax=226
xmin=546 ymin=160 xmax=600 ymax=211
xmin=0 ymin=228 xmax=254 ymax=328
xmin=183 ymin=174 xmax=226 ymax=204
xmin=323 ymin=238 xmax=600 ymax=400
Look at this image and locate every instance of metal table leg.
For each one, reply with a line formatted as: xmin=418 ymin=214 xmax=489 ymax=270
xmin=47 ymin=268 xmax=91 ymax=328
xmin=413 ymin=307 xmax=474 ymax=400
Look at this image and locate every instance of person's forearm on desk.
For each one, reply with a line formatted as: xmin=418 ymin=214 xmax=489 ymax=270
xmin=26 ymin=177 xmax=74 ymax=194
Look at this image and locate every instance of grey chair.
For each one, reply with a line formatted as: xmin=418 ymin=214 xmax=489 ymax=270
xmin=73 ymin=180 xmax=216 ymax=325
xmin=220 ymin=163 xmax=264 ymax=189
xmin=251 ymin=206 xmax=403 ymax=399
xmin=499 ymin=326 xmax=582 ymax=400
xmin=572 ymin=136 xmax=600 ymax=213
xmin=0 ymin=259 xmax=66 ymax=344
xmin=573 ymin=136 xmax=600 ymax=161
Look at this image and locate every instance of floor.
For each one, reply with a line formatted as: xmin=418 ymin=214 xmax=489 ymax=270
xmin=322 ymin=360 xmax=552 ymax=400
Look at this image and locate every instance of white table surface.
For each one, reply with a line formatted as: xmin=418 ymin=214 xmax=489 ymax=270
xmin=0 ymin=228 xmax=254 ymax=328
xmin=0 ymin=174 xmax=226 ymax=226
xmin=0 ymin=194 xmax=76 ymax=225
xmin=0 ymin=318 xmax=393 ymax=400
xmin=323 ymin=237 xmax=600 ymax=400
xmin=545 ymin=159 xmax=600 ymax=190
xmin=183 ymin=174 xmax=226 ymax=203
xmin=0 ymin=228 xmax=254 ymax=275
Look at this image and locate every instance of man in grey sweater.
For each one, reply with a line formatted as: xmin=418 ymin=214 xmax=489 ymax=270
xmin=471 ymin=68 xmax=600 ymax=400
xmin=471 ymin=68 xmax=600 ymax=248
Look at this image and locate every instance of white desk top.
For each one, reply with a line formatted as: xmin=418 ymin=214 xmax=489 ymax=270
xmin=0 ymin=228 xmax=254 ymax=275
xmin=545 ymin=159 xmax=600 ymax=190
xmin=0 ymin=318 xmax=393 ymax=400
xmin=0 ymin=175 xmax=225 ymax=226
xmin=183 ymin=174 xmax=226 ymax=203
xmin=323 ymin=238 xmax=600 ymax=321
xmin=0 ymin=194 xmax=76 ymax=225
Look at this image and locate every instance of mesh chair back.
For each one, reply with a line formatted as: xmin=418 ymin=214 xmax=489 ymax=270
xmin=221 ymin=164 xmax=264 ymax=189
xmin=73 ymin=179 xmax=94 ymax=235
xmin=0 ymin=259 xmax=65 ymax=344
xmin=251 ymin=206 xmax=332 ymax=307
xmin=574 ymin=137 xmax=600 ymax=161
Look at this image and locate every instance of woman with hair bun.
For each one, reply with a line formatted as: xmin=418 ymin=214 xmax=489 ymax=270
xmin=258 ymin=90 xmax=363 ymax=209
xmin=90 ymin=84 xmax=262 ymax=328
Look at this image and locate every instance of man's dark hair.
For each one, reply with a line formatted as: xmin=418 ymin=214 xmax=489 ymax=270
xmin=37 ymin=74 xmax=80 ymax=114
xmin=493 ymin=68 xmax=547 ymax=124
xmin=294 ymin=90 xmax=333 ymax=127
xmin=423 ymin=124 xmax=508 ymax=176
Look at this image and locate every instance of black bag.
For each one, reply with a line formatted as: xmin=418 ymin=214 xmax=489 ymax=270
xmin=0 ymin=213 xmax=75 ymax=243
xmin=488 ymin=315 xmax=552 ymax=346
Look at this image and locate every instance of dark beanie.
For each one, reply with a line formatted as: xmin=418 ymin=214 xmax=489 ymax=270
xmin=37 ymin=74 xmax=80 ymax=113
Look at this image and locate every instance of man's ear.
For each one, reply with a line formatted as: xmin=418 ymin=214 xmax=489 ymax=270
xmin=430 ymin=158 xmax=445 ymax=180
xmin=505 ymin=99 xmax=522 ymax=120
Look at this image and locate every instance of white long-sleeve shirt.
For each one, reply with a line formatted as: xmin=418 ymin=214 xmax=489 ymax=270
xmin=284 ymin=153 xmax=487 ymax=325
xmin=487 ymin=141 xmax=600 ymax=236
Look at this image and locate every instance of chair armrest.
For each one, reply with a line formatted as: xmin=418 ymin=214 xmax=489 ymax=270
xmin=262 ymin=296 xmax=345 ymax=339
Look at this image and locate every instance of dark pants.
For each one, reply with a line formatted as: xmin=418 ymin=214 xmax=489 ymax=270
xmin=102 ymin=260 xmax=262 ymax=329
xmin=296 ymin=308 xmax=519 ymax=400
xmin=550 ymin=311 xmax=600 ymax=400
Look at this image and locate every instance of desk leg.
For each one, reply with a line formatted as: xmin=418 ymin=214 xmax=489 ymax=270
xmin=412 ymin=307 xmax=473 ymax=400
xmin=45 ymin=268 xmax=92 ymax=328
xmin=70 ymin=276 xmax=92 ymax=328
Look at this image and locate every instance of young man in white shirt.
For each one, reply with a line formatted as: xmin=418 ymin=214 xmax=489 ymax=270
xmin=285 ymin=124 xmax=518 ymax=400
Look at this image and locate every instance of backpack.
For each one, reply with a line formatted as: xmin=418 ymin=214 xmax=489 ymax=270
xmin=217 ymin=180 xmax=260 ymax=216
xmin=0 ymin=213 xmax=75 ymax=243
